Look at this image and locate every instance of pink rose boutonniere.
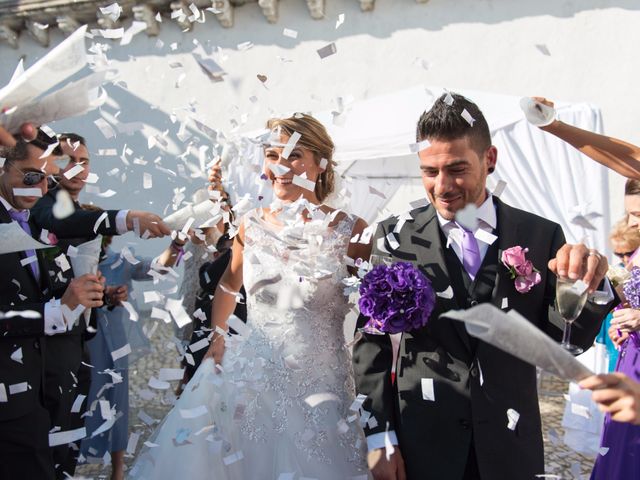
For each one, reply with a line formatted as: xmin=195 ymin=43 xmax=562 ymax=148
xmin=501 ymin=246 xmax=541 ymax=293
xmin=47 ymin=232 xmax=58 ymax=246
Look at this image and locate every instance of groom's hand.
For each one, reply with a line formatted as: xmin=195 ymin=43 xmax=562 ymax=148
xmin=548 ymin=243 xmax=608 ymax=293
xmin=368 ymin=448 xmax=406 ymax=480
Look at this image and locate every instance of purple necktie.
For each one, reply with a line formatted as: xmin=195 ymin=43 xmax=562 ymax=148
xmin=9 ymin=209 xmax=40 ymax=282
xmin=460 ymin=225 xmax=481 ymax=278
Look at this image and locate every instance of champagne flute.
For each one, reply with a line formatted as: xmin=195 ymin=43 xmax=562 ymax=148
xmin=555 ymin=276 xmax=589 ymax=355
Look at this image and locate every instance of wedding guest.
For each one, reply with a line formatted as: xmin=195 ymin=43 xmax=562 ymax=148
xmin=181 ymin=232 xmax=247 ymax=385
xmin=530 ymin=97 xmax=640 ymax=179
xmin=78 ymin=205 xmax=188 ymax=480
xmin=580 ymin=373 xmax=640 ymax=425
xmin=353 ymin=93 xmax=615 ymax=480
xmin=29 ymin=132 xmax=172 ymax=479
xmin=0 ymin=137 xmax=104 ymax=480
xmin=597 ymin=217 xmax=640 ymax=371
xmin=590 ymin=179 xmax=640 ymax=480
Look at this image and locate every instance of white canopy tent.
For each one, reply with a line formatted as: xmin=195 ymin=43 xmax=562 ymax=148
xmin=228 ymin=85 xmax=612 ymax=255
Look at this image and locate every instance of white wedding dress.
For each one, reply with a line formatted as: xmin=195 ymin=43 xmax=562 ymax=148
xmin=129 ymin=209 xmax=368 ymax=480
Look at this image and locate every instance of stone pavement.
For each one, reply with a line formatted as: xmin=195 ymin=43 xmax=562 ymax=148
xmin=75 ymin=320 xmax=597 ymax=479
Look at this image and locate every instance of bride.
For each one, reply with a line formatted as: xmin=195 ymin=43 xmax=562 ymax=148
xmin=129 ymin=114 xmax=371 ymax=479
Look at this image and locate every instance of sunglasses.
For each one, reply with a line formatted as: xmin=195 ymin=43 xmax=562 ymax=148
xmin=7 ymin=162 xmax=48 ymax=186
xmin=614 ymin=250 xmax=636 ymax=259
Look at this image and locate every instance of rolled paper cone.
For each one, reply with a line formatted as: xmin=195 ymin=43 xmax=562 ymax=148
xmin=69 ymin=236 xmax=102 ymax=325
xmin=441 ymin=304 xmax=593 ymax=382
xmin=519 ymin=97 xmax=556 ymax=127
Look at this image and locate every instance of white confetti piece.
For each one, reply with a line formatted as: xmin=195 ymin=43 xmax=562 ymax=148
xmin=189 ymin=337 xmax=209 ymax=353
xmin=94 ymin=118 xmax=116 ymax=139
xmin=159 ymin=368 xmax=185 ymax=381
xmin=180 ymin=405 xmax=208 ymax=419
xmin=38 ymin=141 xmax=59 ymax=159
xmin=70 ymin=394 xmax=86 ymax=413
xmin=100 ymin=2 xmax=122 ymax=22
xmin=436 ymin=286 xmax=454 ymax=299
xmin=222 ymin=451 xmax=244 ymax=465
xmin=0 ymin=383 xmax=6 ymax=402
xmin=9 ymin=382 xmax=28 ymax=394
xmin=571 ymin=280 xmax=589 ymax=296
xmin=111 ymin=343 xmax=131 ymax=361
xmin=268 ymin=163 xmax=290 ymax=177
xmin=63 ymin=163 xmax=84 ymax=179
xmin=126 ymin=432 xmax=140 ymax=455
xmin=461 ymin=109 xmax=475 ymax=126
xmin=421 ymin=378 xmax=435 ymax=401
xmin=335 ymin=13 xmax=345 ymax=29
xmin=292 ymin=174 xmax=316 ymax=191
xmin=349 ymin=394 xmax=367 ymax=412
xmin=10 ymin=347 xmax=23 ymax=364
xmin=20 ymin=255 xmax=37 ymax=267
xmin=501 ymin=297 xmax=509 ymax=309
xmin=475 ymin=228 xmax=497 ymax=245
xmin=535 ymin=44 xmax=551 ymax=56
xmin=143 ymin=172 xmax=152 ymax=189
xmin=409 ymin=139 xmax=431 ymax=153
xmin=305 ymin=393 xmax=340 ymax=408
xmin=570 ymin=402 xmax=591 ymax=419
xmin=100 ymin=399 xmax=114 ymax=420
xmin=385 ymin=232 xmax=400 ymax=251
xmin=384 ymin=427 xmax=395 ymax=461
xmin=166 ymin=298 xmax=191 ymax=329
xmin=148 ymin=376 xmax=170 ymax=390
xmin=317 ymin=43 xmax=337 ymax=59
xmin=443 ymin=92 xmax=455 ymax=106
xmin=598 ymin=447 xmax=609 ymax=456
xmin=49 ymin=427 xmax=86 ymax=446
xmin=13 ymin=188 xmax=42 ymax=197
xmin=121 ymin=301 xmax=139 ymax=321
xmin=506 ymin=408 xmax=520 ymax=430
xmin=93 ymin=211 xmax=109 ymax=234
xmin=282 ymin=28 xmax=298 ymax=39
xmin=493 ymin=180 xmax=507 ymax=197
xmin=53 ymin=188 xmax=74 ymax=219
xmin=280 ymin=131 xmax=301 ymax=159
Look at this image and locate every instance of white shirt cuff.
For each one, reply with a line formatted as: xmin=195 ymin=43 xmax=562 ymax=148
xmin=589 ymin=277 xmax=614 ymax=305
xmin=44 ymin=299 xmax=67 ymax=335
xmin=116 ymin=210 xmax=129 ymax=235
xmin=366 ymin=431 xmax=398 ymax=452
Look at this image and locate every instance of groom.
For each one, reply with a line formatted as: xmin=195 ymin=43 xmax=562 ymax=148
xmin=352 ymin=93 xmax=615 ymax=480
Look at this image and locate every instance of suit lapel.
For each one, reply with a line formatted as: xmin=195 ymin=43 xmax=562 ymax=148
xmin=491 ymin=198 xmax=524 ymax=311
xmin=409 ymin=206 xmax=471 ymax=351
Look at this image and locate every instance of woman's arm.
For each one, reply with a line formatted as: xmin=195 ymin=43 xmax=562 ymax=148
xmin=347 ymin=217 xmax=372 ymax=275
xmin=533 ymin=97 xmax=640 ymax=179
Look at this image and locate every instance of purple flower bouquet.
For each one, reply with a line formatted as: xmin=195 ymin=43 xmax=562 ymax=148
xmin=358 ymin=262 xmax=436 ymax=334
xmin=623 ymin=267 xmax=640 ymax=348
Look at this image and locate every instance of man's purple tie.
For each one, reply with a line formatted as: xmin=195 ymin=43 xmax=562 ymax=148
xmin=460 ymin=225 xmax=482 ymax=278
xmin=9 ymin=209 xmax=40 ymax=282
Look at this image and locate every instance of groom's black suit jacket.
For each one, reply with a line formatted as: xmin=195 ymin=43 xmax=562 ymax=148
xmin=352 ymin=198 xmax=614 ymax=480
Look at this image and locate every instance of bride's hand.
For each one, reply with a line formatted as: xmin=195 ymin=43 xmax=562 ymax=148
xmin=203 ymin=331 xmax=226 ymax=369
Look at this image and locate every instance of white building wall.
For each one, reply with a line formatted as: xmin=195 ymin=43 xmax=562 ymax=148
xmin=0 ymin=0 xmax=637 ymax=257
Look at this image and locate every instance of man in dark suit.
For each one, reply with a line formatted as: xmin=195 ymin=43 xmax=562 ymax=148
xmin=29 ymin=132 xmax=171 ymax=478
xmin=0 ymin=137 xmax=104 ymax=480
xmin=352 ymin=93 xmax=615 ymax=480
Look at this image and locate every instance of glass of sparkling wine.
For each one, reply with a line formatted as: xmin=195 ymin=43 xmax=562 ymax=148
xmin=556 ymin=276 xmax=589 ymax=355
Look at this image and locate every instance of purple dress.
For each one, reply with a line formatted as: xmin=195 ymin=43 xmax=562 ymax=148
xmin=591 ymin=332 xmax=640 ymax=479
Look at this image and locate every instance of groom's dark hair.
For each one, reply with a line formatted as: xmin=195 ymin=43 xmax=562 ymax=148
xmin=416 ymin=92 xmax=491 ymax=155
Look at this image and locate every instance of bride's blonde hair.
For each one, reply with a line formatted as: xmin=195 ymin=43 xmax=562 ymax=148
xmin=266 ymin=114 xmax=336 ymax=202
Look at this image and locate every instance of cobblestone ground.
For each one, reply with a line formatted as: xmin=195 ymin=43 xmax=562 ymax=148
xmin=76 ymin=320 xmax=597 ymax=479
